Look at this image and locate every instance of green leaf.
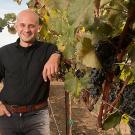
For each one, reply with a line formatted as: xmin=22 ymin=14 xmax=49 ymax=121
xmin=62 ymin=25 xmax=75 ymax=46
xmin=67 ymin=0 xmax=94 ymax=27
xmin=91 ymin=21 xmax=113 ymax=37
xmin=64 ymin=71 xmax=82 ymax=97
xmin=63 ymin=44 xmax=75 ymax=60
xmin=76 ymin=36 xmax=92 ymax=56
xmin=44 ymin=0 xmax=67 ymax=10
xmin=103 ymin=111 xmax=122 ymax=130
xmin=48 ymin=16 xmax=63 ymax=34
xmin=75 ymin=35 xmax=101 ymax=68
xmin=81 ymin=36 xmax=92 ymax=55
xmin=64 ymin=71 xmax=90 ymax=97
xmin=47 ymin=8 xmax=69 ymax=35
xmin=81 ymin=48 xmax=101 ymax=68
xmin=79 ymin=71 xmax=90 ymax=89
xmin=39 ymin=24 xmax=48 ymax=39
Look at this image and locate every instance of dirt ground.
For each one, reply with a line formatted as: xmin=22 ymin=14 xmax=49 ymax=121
xmin=49 ymin=81 xmax=98 ymax=135
xmin=49 ymin=82 xmax=131 ymax=135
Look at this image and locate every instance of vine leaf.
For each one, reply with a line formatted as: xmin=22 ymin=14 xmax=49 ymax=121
xmin=48 ymin=16 xmax=63 ymax=34
xmin=103 ymin=111 xmax=122 ymax=130
xmin=81 ymin=48 xmax=101 ymax=68
xmin=64 ymin=71 xmax=89 ymax=97
xmin=76 ymin=36 xmax=101 ymax=68
xmin=120 ymin=66 xmax=135 ymax=84
xmin=39 ymin=24 xmax=48 ymax=40
xmin=67 ymin=0 xmax=94 ymax=26
xmin=64 ymin=71 xmax=82 ymax=97
xmin=63 ymin=44 xmax=75 ymax=60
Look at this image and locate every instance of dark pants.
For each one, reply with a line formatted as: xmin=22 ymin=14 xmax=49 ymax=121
xmin=0 ymin=108 xmax=50 ymax=135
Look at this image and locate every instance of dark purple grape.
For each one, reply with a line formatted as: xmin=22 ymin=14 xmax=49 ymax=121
xmin=95 ymin=40 xmax=117 ymax=72
xmin=88 ymin=68 xmax=105 ymax=97
xmin=119 ymin=83 xmax=135 ymax=117
xmin=114 ymin=65 xmax=121 ymax=76
xmin=75 ymin=69 xmax=85 ymax=78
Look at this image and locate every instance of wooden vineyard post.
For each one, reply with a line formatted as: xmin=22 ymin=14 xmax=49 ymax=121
xmin=65 ymin=91 xmax=72 ymax=135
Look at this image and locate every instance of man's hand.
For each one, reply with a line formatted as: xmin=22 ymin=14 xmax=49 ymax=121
xmin=0 ymin=101 xmax=11 ymax=117
xmin=42 ymin=53 xmax=60 ymax=81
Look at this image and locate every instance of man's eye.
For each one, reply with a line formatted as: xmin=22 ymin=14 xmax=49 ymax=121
xmin=29 ymin=25 xmax=35 ymax=28
xmin=20 ymin=24 xmax=25 ymax=27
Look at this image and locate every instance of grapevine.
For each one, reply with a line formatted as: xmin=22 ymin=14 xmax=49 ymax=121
xmin=2 ymin=0 xmax=135 ymax=134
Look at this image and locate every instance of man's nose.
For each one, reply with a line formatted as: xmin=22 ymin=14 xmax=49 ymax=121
xmin=23 ymin=26 xmax=30 ymax=32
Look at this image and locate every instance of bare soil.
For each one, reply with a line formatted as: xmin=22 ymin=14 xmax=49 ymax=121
xmin=49 ymin=82 xmax=131 ymax=135
xmin=49 ymin=82 xmax=98 ymax=135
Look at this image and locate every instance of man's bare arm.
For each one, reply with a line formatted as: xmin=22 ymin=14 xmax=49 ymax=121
xmin=42 ymin=53 xmax=61 ymax=81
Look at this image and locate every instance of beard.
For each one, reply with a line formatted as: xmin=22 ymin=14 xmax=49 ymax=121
xmin=20 ymin=33 xmax=36 ymax=43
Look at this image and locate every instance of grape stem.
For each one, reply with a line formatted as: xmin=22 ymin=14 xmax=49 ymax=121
xmin=118 ymin=3 xmax=135 ymax=51
xmin=102 ymin=73 xmax=113 ymax=118
xmin=98 ymin=73 xmax=113 ymax=128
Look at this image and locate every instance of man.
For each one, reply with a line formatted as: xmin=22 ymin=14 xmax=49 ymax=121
xmin=0 ymin=9 xmax=60 ymax=135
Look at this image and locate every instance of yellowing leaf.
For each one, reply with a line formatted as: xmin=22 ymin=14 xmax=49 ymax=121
xmin=82 ymin=48 xmax=101 ymax=68
xmin=39 ymin=24 xmax=48 ymax=39
xmin=119 ymin=65 xmax=135 ymax=84
xmin=121 ymin=114 xmax=129 ymax=124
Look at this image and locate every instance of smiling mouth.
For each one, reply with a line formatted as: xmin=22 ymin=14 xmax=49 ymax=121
xmin=22 ymin=33 xmax=32 ymax=36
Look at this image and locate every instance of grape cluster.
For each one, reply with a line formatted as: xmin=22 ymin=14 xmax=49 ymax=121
xmin=75 ymin=69 xmax=85 ymax=79
xmin=57 ymin=61 xmax=71 ymax=81
xmin=114 ymin=65 xmax=121 ymax=76
xmin=119 ymin=83 xmax=135 ymax=116
xmin=119 ymin=83 xmax=135 ymax=134
xmin=82 ymin=68 xmax=105 ymax=111
xmin=129 ymin=119 xmax=135 ymax=135
xmin=109 ymin=81 xmax=121 ymax=103
xmin=88 ymin=68 xmax=105 ymax=98
xmin=109 ymin=88 xmax=117 ymax=103
xmin=95 ymin=40 xmax=117 ymax=73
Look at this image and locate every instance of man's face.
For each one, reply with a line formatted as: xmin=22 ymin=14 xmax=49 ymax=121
xmin=15 ymin=12 xmax=40 ymax=44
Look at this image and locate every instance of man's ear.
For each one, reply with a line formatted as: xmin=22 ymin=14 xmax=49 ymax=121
xmin=38 ymin=25 xmax=42 ymax=32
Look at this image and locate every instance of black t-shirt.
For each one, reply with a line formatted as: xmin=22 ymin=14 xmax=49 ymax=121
xmin=0 ymin=39 xmax=57 ymax=105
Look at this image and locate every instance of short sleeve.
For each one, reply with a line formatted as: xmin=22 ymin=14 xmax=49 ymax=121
xmin=47 ymin=43 xmax=58 ymax=56
xmin=44 ymin=43 xmax=58 ymax=61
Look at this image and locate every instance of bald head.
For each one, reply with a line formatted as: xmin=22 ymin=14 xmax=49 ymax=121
xmin=16 ymin=9 xmax=39 ymax=24
xmin=15 ymin=9 xmax=41 ymax=47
